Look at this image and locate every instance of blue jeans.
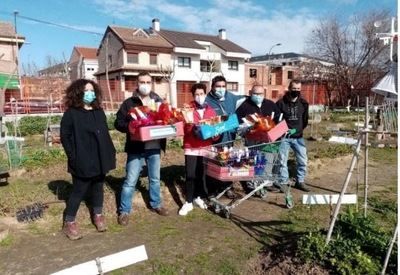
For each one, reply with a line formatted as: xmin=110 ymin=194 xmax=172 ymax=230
xmin=277 ymin=137 xmax=308 ymax=184
xmin=119 ymin=149 xmax=161 ymax=214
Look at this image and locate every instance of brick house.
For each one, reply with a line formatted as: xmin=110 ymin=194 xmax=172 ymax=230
xmin=247 ymin=52 xmax=332 ymax=108
xmin=69 ymin=46 xmax=98 ymax=81
xmin=96 ymin=25 xmax=174 ymax=105
xmin=96 ymin=19 xmax=251 ymax=107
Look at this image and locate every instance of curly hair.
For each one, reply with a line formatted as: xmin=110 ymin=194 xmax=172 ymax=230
xmin=64 ymin=79 xmax=103 ymax=109
xmin=190 ymin=82 xmax=207 ymax=96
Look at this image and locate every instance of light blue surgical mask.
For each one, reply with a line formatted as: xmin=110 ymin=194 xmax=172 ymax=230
xmin=83 ymin=90 xmax=96 ymax=104
xmin=251 ymin=94 xmax=263 ymax=105
xmin=214 ymin=87 xmax=226 ymax=99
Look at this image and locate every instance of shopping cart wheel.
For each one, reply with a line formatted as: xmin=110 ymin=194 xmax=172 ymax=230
xmin=258 ymin=188 xmax=268 ymax=199
xmin=214 ymin=204 xmax=221 ymax=214
xmin=285 ymin=194 xmax=294 ymax=209
xmin=222 ymin=209 xmax=230 ymax=219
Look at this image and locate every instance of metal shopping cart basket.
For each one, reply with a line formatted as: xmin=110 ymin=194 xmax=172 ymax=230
xmin=203 ymin=138 xmax=293 ymax=218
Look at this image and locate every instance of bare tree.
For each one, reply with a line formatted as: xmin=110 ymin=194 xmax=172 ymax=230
xmin=158 ymin=63 xmax=176 ymax=106
xmin=305 ymin=9 xmax=391 ymax=106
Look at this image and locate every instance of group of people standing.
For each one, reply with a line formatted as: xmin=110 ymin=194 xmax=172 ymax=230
xmin=59 ymin=72 xmax=310 ymax=240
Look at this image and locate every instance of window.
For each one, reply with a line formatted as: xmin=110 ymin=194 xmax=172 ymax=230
xmin=272 ymin=90 xmax=278 ymax=98
xmin=127 ymin=53 xmax=138 ymax=64
xmin=227 ymin=82 xmax=238 ymax=92
xmin=288 ymin=70 xmax=294 ymax=79
xmin=178 ymin=57 xmax=191 ymax=68
xmin=150 ymin=54 xmax=157 ymax=65
xmin=200 ymin=60 xmax=219 ymax=72
xmin=249 ymin=68 xmax=257 ymax=78
xmin=228 ymin=60 xmax=238 ymax=70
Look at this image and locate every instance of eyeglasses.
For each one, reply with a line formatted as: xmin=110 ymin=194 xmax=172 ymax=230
xmin=139 ymin=81 xmax=152 ymax=84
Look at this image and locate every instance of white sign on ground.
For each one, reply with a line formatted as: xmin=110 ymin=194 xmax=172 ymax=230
xmin=328 ymin=136 xmax=358 ymax=145
xmin=51 ymin=245 xmax=148 ymax=275
xmin=302 ymin=194 xmax=357 ymax=205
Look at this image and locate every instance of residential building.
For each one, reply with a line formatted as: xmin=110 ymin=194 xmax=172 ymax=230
xmin=155 ymin=19 xmax=251 ymax=106
xmin=96 ymin=25 xmax=174 ymax=104
xmin=247 ymin=52 xmax=331 ymax=107
xmin=0 ymin=21 xmax=25 ymax=114
xmin=38 ymin=63 xmax=69 ymax=78
xmin=69 ymin=46 xmax=98 ymax=81
xmin=96 ymin=18 xmax=251 ymax=107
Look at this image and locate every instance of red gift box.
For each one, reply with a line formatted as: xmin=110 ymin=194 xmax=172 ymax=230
xmin=130 ymin=121 xmax=184 ymax=141
xmin=206 ymin=162 xmax=254 ymax=181
xmin=246 ymin=120 xmax=289 ymax=142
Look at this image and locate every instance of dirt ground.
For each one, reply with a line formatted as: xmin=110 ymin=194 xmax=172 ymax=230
xmin=0 ymin=143 xmax=397 ymax=274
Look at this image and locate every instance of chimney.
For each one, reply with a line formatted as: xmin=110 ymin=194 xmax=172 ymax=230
xmin=218 ymin=29 xmax=226 ymax=40
xmin=152 ymin=18 xmax=160 ymax=31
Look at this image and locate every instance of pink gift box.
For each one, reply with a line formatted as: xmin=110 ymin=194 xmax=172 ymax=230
xmin=206 ymin=162 xmax=254 ymax=181
xmin=246 ymin=120 xmax=289 ymax=142
xmin=130 ymin=121 xmax=184 ymax=141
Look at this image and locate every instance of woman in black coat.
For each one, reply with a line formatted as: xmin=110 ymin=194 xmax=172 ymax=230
xmin=60 ymin=79 xmax=116 ymax=240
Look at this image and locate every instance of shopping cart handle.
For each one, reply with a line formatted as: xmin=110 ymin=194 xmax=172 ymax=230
xmin=288 ymin=129 xmax=297 ymax=135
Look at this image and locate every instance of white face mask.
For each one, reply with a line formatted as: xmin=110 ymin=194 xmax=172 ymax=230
xmin=138 ymin=84 xmax=151 ymax=95
xmin=195 ymin=95 xmax=206 ymax=106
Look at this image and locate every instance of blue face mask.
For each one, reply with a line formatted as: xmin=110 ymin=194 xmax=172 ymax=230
xmin=214 ymin=88 xmax=226 ymax=99
xmin=83 ymin=90 xmax=96 ymax=104
xmin=251 ymin=94 xmax=263 ymax=105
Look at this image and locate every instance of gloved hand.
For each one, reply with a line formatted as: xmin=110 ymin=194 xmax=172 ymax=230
xmin=288 ymin=129 xmax=297 ymax=135
xmin=237 ymin=123 xmax=251 ymax=137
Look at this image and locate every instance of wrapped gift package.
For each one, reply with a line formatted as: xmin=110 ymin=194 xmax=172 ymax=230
xmin=206 ymin=162 xmax=254 ymax=181
xmin=198 ymin=114 xmax=239 ymax=140
xmin=130 ymin=121 xmax=184 ymax=141
xmin=246 ymin=120 xmax=289 ymax=142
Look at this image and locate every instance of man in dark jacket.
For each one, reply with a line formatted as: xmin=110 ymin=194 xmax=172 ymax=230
xmin=275 ymin=79 xmax=310 ymax=192
xmin=114 ymin=71 xmax=169 ymax=226
xmin=236 ymin=84 xmax=281 ymax=124
xmin=236 ymin=84 xmax=281 ymax=193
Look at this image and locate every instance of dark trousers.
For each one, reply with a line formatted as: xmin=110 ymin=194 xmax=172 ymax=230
xmin=185 ymin=155 xmax=207 ymax=202
xmin=64 ymin=174 xmax=105 ymax=222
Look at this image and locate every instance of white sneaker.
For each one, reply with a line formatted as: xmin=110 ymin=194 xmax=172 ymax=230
xmin=193 ymin=197 xmax=208 ymax=209
xmin=178 ymin=202 xmax=193 ymax=216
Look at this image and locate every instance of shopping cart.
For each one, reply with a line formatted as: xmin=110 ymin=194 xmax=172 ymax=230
xmin=203 ymin=138 xmax=293 ymax=218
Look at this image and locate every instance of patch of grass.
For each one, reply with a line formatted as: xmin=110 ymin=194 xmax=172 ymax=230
xmin=157 ymin=224 xmax=179 ymax=239
xmin=151 ymin=260 xmax=180 ymax=275
xmin=166 ymin=138 xmax=183 ymax=150
xmin=216 ymin=258 xmax=240 ymax=275
xmin=369 ymin=147 xmax=397 ymax=163
xmin=192 ymin=251 xmax=212 ymax=268
xmin=27 ymin=223 xmax=46 ymax=235
xmin=22 ymin=148 xmax=66 ymax=169
xmin=0 ymin=234 xmax=13 ymax=247
xmin=308 ymin=142 xmax=354 ymax=160
xmin=296 ymin=208 xmax=397 ymax=275
xmin=107 ymin=222 xmax=125 ymax=233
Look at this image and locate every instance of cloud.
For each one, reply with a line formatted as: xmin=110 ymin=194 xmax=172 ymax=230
xmin=91 ymin=0 xmax=320 ymax=56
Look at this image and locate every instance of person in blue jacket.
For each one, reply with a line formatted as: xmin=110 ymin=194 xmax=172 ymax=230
xmin=205 ymin=75 xmax=244 ymax=198
xmin=205 ymin=75 xmax=243 ymax=144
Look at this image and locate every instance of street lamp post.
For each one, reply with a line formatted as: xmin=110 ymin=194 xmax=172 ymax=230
xmin=266 ymin=43 xmax=282 ymax=59
xmin=266 ymin=43 xmax=282 ymax=86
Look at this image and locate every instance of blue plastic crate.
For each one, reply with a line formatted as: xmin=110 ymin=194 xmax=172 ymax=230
xmin=198 ymin=114 xmax=239 ymax=140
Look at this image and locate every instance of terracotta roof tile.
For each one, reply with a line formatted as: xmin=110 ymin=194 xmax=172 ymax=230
xmin=0 ymin=21 xmax=24 ymax=39
xmin=75 ymin=46 xmax=98 ymax=59
xmin=158 ymin=29 xmax=250 ymax=54
xmin=110 ymin=26 xmax=173 ymax=49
